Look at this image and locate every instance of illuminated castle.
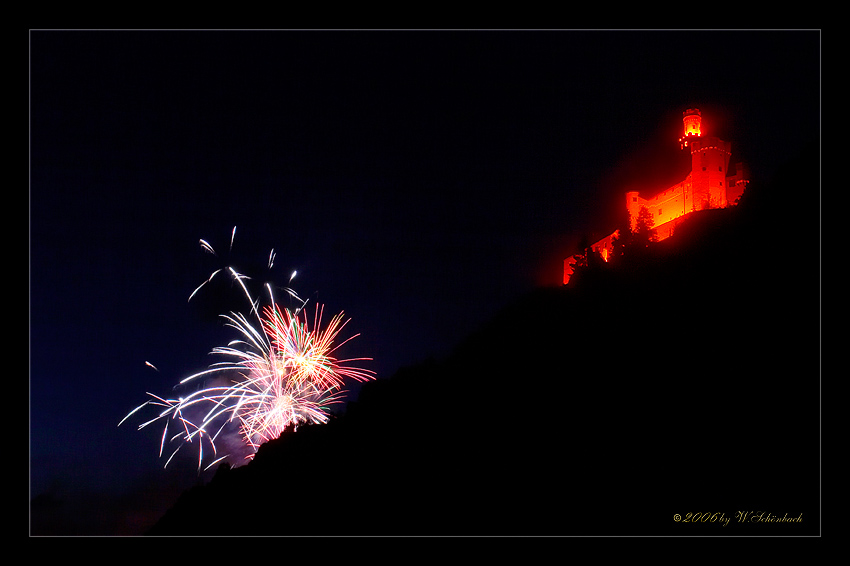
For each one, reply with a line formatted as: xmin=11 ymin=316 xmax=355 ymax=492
xmin=564 ymin=108 xmax=750 ymax=284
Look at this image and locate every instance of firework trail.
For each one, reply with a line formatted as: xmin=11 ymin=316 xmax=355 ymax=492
xmin=120 ymin=228 xmax=375 ymax=471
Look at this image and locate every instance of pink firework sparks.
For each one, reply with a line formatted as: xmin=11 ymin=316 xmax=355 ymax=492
xmin=120 ymin=230 xmax=374 ymax=470
xmin=122 ymin=299 xmax=374 ymax=470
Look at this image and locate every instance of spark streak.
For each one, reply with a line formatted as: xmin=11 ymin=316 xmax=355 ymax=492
xmin=121 ymin=228 xmax=374 ymax=471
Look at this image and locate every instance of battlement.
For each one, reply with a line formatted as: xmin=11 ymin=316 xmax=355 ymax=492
xmin=681 ymin=108 xmax=702 ymax=141
xmin=688 ymin=136 xmax=731 ymax=156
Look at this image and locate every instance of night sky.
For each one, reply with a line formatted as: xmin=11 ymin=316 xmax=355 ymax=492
xmin=29 ymin=30 xmax=820 ymax=535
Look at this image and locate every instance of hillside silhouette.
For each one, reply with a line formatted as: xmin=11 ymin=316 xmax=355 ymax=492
xmin=148 ymin=141 xmax=819 ymax=536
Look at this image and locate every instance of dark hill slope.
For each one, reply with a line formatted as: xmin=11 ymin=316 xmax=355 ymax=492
xmin=148 ymin=141 xmax=819 ymax=536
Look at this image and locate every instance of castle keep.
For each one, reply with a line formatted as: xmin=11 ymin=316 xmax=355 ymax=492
xmin=564 ymin=108 xmax=750 ymax=284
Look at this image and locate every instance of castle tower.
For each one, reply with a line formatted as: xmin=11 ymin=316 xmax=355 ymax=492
xmin=681 ymin=108 xmax=732 ymax=210
xmin=680 ymin=108 xmax=702 ymax=149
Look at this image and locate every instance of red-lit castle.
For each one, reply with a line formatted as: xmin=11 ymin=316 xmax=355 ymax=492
xmin=563 ymin=108 xmax=750 ymax=284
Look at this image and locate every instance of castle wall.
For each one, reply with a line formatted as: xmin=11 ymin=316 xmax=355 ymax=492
xmin=590 ymin=230 xmax=620 ymax=261
xmin=653 ymin=212 xmax=696 ymax=241
xmin=725 ymin=161 xmax=749 ymax=206
xmin=627 ymin=174 xmax=693 ymax=233
xmin=563 ymin=255 xmax=577 ymax=285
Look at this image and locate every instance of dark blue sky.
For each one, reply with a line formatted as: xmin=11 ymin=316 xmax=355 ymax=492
xmin=29 ymin=29 xmax=820 ymax=534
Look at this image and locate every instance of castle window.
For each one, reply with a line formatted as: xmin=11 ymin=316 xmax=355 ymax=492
xmin=658 ymin=208 xmax=662 ymax=216
xmin=702 ymin=166 xmax=707 ymax=171
xmin=632 ymin=197 xmax=637 ymax=203
xmin=719 ymin=166 xmax=723 ymax=171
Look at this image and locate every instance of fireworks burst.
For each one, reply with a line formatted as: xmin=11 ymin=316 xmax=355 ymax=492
xmin=120 ymin=228 xmax=375 ymax=470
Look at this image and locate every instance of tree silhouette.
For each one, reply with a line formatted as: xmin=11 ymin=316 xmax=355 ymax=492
xmin=632 ymin=206 xmax=658 ymax=251
xmin=608 ymin=210 xmax=632 ymax=266
xmin=568 ymin=233 xmax=606 ymax=286
xmin=606 ymin=205 xmax=657 ymax=266
xmin=572 ymin=234 xmax=590 ymax=272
